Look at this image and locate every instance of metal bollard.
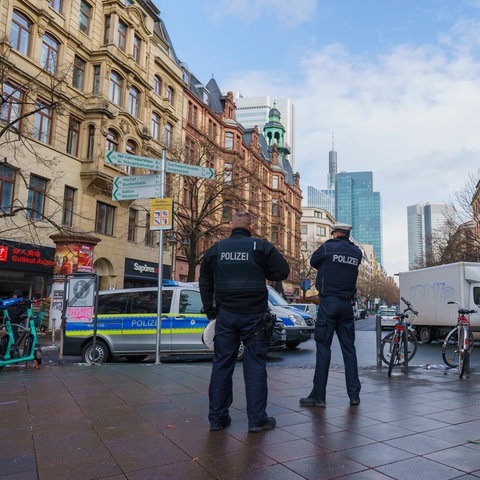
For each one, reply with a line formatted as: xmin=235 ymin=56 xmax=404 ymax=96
xmin=376 ymin=314 xmax=382 ymax=368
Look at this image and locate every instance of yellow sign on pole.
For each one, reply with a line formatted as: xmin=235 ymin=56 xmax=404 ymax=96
xmin=150 ymin=198 xmax=173 ymax=230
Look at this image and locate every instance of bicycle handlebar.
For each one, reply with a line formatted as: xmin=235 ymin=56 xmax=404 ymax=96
xmin=400 ymin=297 xmax=418 ymax=315
xmin=447 ymin=301 xmax=476 ymax=315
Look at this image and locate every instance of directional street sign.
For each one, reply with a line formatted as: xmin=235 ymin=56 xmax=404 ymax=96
xmin=166 ymin=160 xmax=215 ymax=179
xmin=105 ymin=151 xmax=162 ymax=171
xmin=113 ymin=174 xmax=162 ymax=189
xmin=112 ymin=185 xmax=162 ymax=201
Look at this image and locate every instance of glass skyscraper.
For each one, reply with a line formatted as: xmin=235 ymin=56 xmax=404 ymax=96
xmin=335 ymin=171 xmax=382 ymax=264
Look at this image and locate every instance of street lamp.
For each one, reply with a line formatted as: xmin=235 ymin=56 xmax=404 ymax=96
xmin=166 ymin=231 xmax=189 ymax=281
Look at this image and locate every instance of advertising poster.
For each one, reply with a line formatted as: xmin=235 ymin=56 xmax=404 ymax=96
xmin=53 ymin=244 xmax=94 ymax=281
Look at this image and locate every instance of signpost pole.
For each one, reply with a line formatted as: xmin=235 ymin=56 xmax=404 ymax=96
xmin=155 ymin=149 xmax=167 ymax=365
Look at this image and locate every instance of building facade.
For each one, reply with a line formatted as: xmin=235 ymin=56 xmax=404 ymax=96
xmin=335 ymin=171 xmax=382 ymax=265
xmin=0 ymin=0 xmax=302 ymax=301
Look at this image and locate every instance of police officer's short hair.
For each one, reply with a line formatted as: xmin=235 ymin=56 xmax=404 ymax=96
xmin=232 ymin=211 xmax=253 ymax=228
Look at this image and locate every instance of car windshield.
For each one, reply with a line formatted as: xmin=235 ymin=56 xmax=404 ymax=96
xmin=268 ymin=287 xmax=289 ymax=306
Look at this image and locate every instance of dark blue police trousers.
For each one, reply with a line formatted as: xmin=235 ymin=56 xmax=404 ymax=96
xmin=209 ymin=308 xmax=269 ymax=429
xmin=309 ymin=296 xmax=361 ymax=402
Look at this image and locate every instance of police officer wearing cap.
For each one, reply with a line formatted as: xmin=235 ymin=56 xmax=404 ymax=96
xmin=199 ymin=211 xmax=289 ymax=432
xmin=300 ymin=223 xmax=362 ymax=408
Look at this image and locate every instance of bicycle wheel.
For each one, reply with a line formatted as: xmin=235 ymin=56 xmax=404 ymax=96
xmin=380 ymin=331 xmax=395 ymax=365
xmin=388 ymin=341 xmax=399 ymax=377
xmin=442 ymin=328 xmax=459 ymax=368
xmin=458 ymin=326 xmax=471 ymax=378
xmin=405 ymin=331 xmax=418 ymax=362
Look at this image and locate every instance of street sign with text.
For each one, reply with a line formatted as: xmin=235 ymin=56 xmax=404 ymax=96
xmin=112 ymin=185 xmax=162 ymax=201
xmin=105 ymin=151 xmax=162 ymax=171
xmin=166 ymin=160 xmax=214 ymax=179
xmin=113 ymin=174 xmax=162 ymax=189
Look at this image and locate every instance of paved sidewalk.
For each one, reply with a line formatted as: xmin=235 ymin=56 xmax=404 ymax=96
xmin=2 ymin=345 xmax=480 ymax=480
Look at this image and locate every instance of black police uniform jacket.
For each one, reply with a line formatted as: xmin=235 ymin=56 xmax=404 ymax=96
xmin=199 ymin=227 xmax=290 ymax=319
xmin=310 ymin=235 xmax=362 ymax=298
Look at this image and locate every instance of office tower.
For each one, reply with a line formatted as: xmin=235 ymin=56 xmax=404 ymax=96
xmin=407 ymin=202 xmax=456 ymax=268
xmin=233 ymin=94 xmax=295 ymax=167
xmin=335 ymin=171 xmax=382 ymax=264
xmin=306 ymin=186 xmax=335 ymax=217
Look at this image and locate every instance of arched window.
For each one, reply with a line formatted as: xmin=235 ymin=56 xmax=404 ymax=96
xmin=10 ymin=10 xmax=32 ymax=56
xmin=128 ymin=86 xmax=139 ymax=117
xmin=126 ymin=139 xmax=137 ymax=155
xmin=86 ymin=125 xmax=95 ymax=160
xmin=164 ymin=122 xmax=172 ymax=147
xmin=106 ymin=128 xmax=119 ymax=152
xmin=109 ymin=71 xmax=122 ymax=105
xmin=41 ymin=33 xmax=60 ymax=74
xmin=151 ymin=112 xmax=161 ymax=141
xmin=153 ymin=75 xmax=162 ymax=95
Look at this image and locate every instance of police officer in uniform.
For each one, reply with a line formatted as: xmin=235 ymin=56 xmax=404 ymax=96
xmin=300 ymin=223 xmax=362 ymax=408
xmin=199 ymin=211 xmax=290 ymax=432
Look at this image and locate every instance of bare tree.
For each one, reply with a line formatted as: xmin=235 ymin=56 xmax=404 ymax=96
xmin=166 ymin=136 xmax=259 ymax=281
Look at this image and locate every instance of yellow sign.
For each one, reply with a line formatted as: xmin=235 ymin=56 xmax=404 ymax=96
xmin=150 ymin=198 xmax=173 ymax=230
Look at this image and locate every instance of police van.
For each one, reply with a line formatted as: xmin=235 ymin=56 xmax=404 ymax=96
xmin=62 ymin=282 xmax=286 ymax=363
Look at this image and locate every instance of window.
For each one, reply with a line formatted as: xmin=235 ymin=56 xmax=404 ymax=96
xmin=166 ymin=86 xmax=174 ymax=105
xmin=224 ymin=163 xmax=232 ymax=183
xmin=271 ymin=227 xmax=278 ymax=243
xmin=92 ymin=65 xmax=100 ymax=94
xmin=62 ymin=186 xmax=75 ymax=226
xmin=87 ymin=125 xmax=95 ymax=160
xmin=78 ymin=0 xmax=92 ymax=35
xmin=117 ymin=20 xmax=127 ymax=51
xmin=95 ymin=201 xmax=115 ymax=235
xmin=163 ymin=122 xmax=172 ymax=147
xmin=125 ymin=139 xmax=137 ymax=174
xmin=0 ymin=165 xmax=15 ymax=214
xmin=301 ymin=225 xmax=307 ymax=235
xmin=316 ymin=226 xmax=326 ymax=236
xmin=133 ymin=35 xmax=141 ymax=63
xmin=179 ymin=290 xmax=203 ymax=314
xmin=106 ymin=129 xmax=119 ymax=152
xmin=1 ymin=83 xmax=23 ymax=127
xmin=128 ymin=208 xmax=137 ymax=242
xmin=67 ymin=116 xmax=81 ymax=156
xmin=109 ymin=71 xmax=122 ymax=105
xmin=49 ymin=0 xmax=62 ymax=13
xmin=41 ymin=33 xmax=59 ymax=74
xmin=104 ymin=15 xmax=111 ymax=44
xmin=27 ymin=175 xmax=47 ymax=220
xmin=153 ymin=75 xmax=162 ymax=95
xmin=222 ymin=204 xmax=232 ymax=222
xmin=10 ymin=10 xmax=31 ymax=56
xmin=145 ymin=213 xmax=153 ymax=246
xmin=72 ymin=55 xmax=86 ymax=90
xmin=128 ymin=86 xmax=139 ymax=117
xmin=272 ymin=198 xmax=279 ymax=216
xmin=33 ymin=100 xmax=53 ymax=144
xmin=272 ymin=175 xmax=279 ymax=189
xmin=151 ymin=112 xmax=161 ymax=141
xmin=225 ymin=132 xmax=233 ymax=150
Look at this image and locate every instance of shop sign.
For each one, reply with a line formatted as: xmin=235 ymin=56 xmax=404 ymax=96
xmin=0 ymin=240 xmax=55 ymax=274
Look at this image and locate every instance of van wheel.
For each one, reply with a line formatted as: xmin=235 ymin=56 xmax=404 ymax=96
xmin=81 ymin=340 xmax=110 ymax=364
xmin=286 ymin=341 xmax=300 ymax=350
xmin=237 ymin=341 xmax=245 ymax=361
xmin=419 ymin=326 xmax=432 ymax=344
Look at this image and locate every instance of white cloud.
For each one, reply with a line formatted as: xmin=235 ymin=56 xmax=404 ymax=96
xmin=224 ymin=37 xmax=480 ymax=275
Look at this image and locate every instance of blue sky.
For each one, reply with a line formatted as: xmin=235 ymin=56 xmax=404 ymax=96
xmin=159 ymin=0 xmax=480 ymax=276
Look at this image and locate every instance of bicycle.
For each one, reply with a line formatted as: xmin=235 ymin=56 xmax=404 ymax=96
xmin=441 ymin=301 xmax=475 ymax=378
xmin=380 ymin=297 xmax=418 ymax=377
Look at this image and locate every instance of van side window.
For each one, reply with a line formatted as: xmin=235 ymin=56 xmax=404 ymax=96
xmin=474 ymin=287 xmax=480 ymax=306
xmin=97 ymin=293 xmax=129 ymax=314
xmin=179 ymin=290 xmax=203 ymax=314
xmin=127 ymin=290 xmax=173 ymax=314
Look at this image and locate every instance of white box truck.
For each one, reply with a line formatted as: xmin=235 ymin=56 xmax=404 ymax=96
xmin=398 ymin=262 xmax=480 ymax=343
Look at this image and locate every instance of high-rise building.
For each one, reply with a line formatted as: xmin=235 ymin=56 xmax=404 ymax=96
xmin=233 ymin=95 xmax=295 ymax=167
xmin=335 ymin=171 xmax=382 ymax=264
xmin=407 ymin=202 xmax=456 ymax=268
xmin=327 ymin=141 xmax=337 ymax=189
xmin=306 ymin=186 xmax=335 ymax=217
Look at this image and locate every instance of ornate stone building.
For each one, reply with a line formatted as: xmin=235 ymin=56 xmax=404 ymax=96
xmin=0 ymin=0 xmax=302 ymax=298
